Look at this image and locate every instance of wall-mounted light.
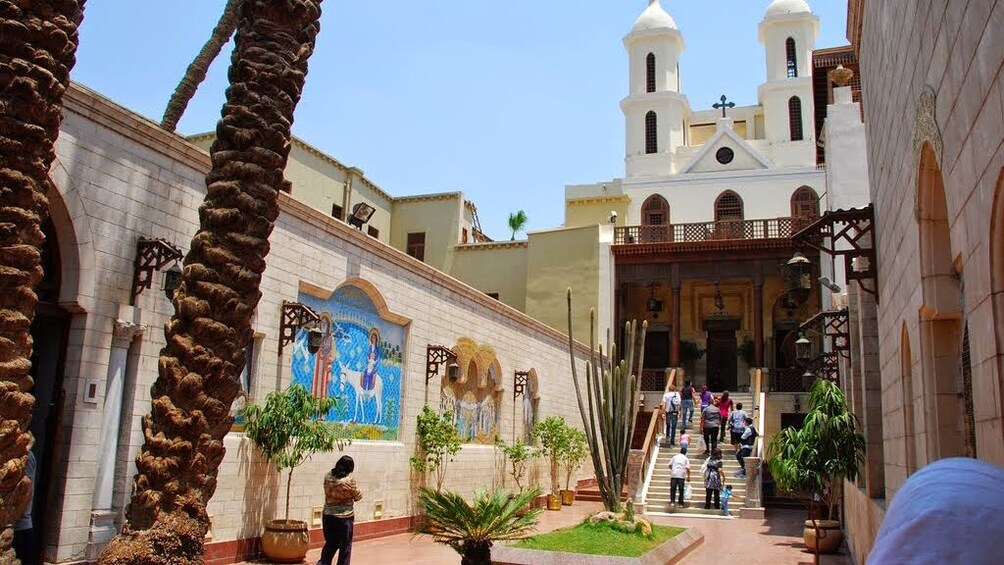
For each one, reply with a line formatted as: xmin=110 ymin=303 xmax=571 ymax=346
xmin=348 ymin=202 xmax=376 ymax=230
xmin=647 ymin=283 xmax=663 ymax=319
xmin=795 ymin=332 xmax=812 ymax=364
xmin=162 ymin=261 xmax=183 ymax=301
xmin=783 ymin=251 xmax=813 ymax=306
xmin=278 ymin=301 xmax=321 ymax=355
xmin=426 ymin=345 xmax=458 ymax=386
xmin=131 ymin=238 xmax=184 ymax=305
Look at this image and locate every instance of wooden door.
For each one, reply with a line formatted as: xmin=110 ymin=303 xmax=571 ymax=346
xmin=705 ymin=330 xmax=737 ymax=391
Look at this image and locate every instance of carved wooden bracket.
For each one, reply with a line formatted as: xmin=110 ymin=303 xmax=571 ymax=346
xmin=131 ymin=238 xmax=184 ymax=305
xmin=278 ymin=301 xmax=320 ymax=355
xmin=793 ymin=204 xmax=878 ymax=301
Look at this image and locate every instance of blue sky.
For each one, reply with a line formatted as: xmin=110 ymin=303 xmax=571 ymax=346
xmin=72 ymin=1 xmax=848 ymax=240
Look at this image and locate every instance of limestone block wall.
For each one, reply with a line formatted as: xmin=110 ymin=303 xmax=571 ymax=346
xmin=44 ymin=84 xmax=596 ymax=562
xmin=858 ymin=1 xmax=1004 ymax=469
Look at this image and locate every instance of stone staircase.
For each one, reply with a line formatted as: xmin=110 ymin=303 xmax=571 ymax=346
xmin=643 ymin=391 xmax=756 ymax=518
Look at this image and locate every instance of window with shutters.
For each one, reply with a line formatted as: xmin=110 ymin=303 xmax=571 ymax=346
xmin=788 ymin=96 xmax=804 ymax=141
xmin=714 ymin=191 xmax=744 ymax=222
xmin=407 ymin=232 xmax=426 ymax=261
xmin=790 ymin=186 xmax=819 ymax=219
xmin=646 ymin=53 xmax=656 ymax=93
xmin=786 ymin=37 xmax=798 ymax=78
xmin=645 ymin=111 xmax=658 ymax=154
xmin=642 ymin=195 xmax=669 ymax=226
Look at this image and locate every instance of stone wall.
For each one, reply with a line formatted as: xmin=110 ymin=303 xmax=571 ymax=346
xmin=43 ymin=84 xmax=596 ymax=563
xmin=851 ymin=0 xmax=1004 ymax=558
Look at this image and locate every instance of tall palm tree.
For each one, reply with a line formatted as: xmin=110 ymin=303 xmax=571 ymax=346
xmin=160 ymin=0 xmax=241 ymax=132
xmin=507 ymin=210 xmax=527 ymax=241
xmin=0 ymin=2 xmax=85 ymax=563
xmin=418 ymin=487 xmax=542 ymax=565
xmin=98 ymin=1 xmax=324 ymax=563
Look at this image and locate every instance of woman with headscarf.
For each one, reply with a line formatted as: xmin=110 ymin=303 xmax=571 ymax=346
xmin=319 ymin=455 xmax=363 ymax=565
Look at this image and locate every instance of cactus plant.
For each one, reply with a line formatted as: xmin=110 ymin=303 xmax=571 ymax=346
xmin=565 ymin=288 xmax=646 ymax=513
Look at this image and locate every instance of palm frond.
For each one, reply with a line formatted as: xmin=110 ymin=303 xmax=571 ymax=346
xmin=418 ymin=487 xmax=542 ymax=554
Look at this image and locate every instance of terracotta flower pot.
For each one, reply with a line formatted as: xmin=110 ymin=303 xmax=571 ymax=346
xmin=546 ymin=493 xmax=562 ymax=511
xmin=560 ymin=489 xmax=575 ymax=506
xmin=261 ymin=519 xmax=310 ymax=563
xmin=803 ymin=519 xmax=843 ymax=554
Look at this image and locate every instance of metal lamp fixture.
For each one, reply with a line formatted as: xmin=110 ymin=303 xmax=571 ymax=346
xmin=348 ymin=202 xmax=376 ymax=230
xmin=795 ymin=332 xmax=812 ymax=364
xmin=646 ymin=283 xmax=663 ymax=318
xmin=305 ymin=324 xmax=324 ymax=355
xmin=783 ymin=251 xmax=813 ymax=306
xmin=162 ymin=261 xmax=183 ymax=301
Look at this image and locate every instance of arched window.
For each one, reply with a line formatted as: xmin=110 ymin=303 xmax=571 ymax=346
xmin=645 ymin=111 xmax=658 ymax=154
xmin=785 ymin=37 xmax=798 ymax=78
xmin=790 ymin=186 xmax=819 ymax=220
xmin=641 ymin=195 xmax=669 ymax=225
xmin=646 ymin=53 xmax=656 ymax=93
xmin=788 ymin=96 xmax=804 ymax=141
xmin=714 ymin=191 xmax=744 ymax=222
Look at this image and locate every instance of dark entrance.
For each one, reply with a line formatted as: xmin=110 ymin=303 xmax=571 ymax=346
xmin=27 ymin=218 xmax=70 ymax=561
xmin=703 ymin=318 xmax=739 ymax=391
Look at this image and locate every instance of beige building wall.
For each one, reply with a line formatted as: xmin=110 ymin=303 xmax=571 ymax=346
xmin=525 ymin=225 xmax=613 ymax=347
xmin=845 ymin=0 xmax=1004 ymax=560
xmin=565 ymin=195 xmax=630 ymax=229
xmin=449 ymin=242 xmax=528 ymax=311
xmin=46 ymin=85 xmax=596 ymax=563
xmin=390 ymin=193 xmax=463 ymax=271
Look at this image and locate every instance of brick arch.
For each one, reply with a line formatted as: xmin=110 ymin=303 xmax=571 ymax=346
xmin=916 ymin=141 xmax=970 ymax=459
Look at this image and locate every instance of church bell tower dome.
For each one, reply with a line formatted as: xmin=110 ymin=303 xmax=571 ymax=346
xmin=632 ymin=0 xmax=678 ymax=32
xmin=765 ymin=0 xmax=812 ymax=18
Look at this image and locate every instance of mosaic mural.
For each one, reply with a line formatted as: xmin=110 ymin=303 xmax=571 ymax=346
xmin=440 ymin=338 xmax=502 ymax=444
xmin=291 ymin=284 xmax=405 ymax=441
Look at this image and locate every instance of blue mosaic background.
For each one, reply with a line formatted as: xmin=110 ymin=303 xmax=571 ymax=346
xmin=290 ymin=285 xmax=405 ymax=440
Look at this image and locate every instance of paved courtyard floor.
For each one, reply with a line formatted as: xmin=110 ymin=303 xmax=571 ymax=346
xmin=240 ymin=502 xmax=852 ymax=564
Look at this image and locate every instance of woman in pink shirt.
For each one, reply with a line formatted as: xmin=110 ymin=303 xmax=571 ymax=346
xmin=717 ymin=391 xmax=733 ymax=444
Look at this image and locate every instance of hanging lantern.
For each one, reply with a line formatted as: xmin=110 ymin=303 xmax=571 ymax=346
xmin=795 ymin=332 xmax=812 ymax=364
xmin=162 ymin=262 xmax=183 ymax=301
xmin=784 ymin=252 xmax=812 ymax=305
xmin=306 ymin=325 xmax=324 ymax=354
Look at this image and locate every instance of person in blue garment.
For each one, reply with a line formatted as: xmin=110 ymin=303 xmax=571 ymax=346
xmin=361 ymin=328 xmax=380 ymax=391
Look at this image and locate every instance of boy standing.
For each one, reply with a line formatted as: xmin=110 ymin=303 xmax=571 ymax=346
xmin=721 ymin=484 xmax=733 ymax=516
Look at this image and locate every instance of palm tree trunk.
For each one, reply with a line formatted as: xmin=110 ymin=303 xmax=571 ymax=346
xmin=98 ymin=1 xmax=323 ymax=563
xmin=461 ymin=542 xmax=492 ymax=565
xmin=160 ymin=0 xmax=241 ymax=132
xmin=0 ymin=1 xmax=85 ymax=563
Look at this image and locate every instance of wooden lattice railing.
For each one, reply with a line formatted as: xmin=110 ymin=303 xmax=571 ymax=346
xmin=614 ymin=216 xmax=818 ymax=245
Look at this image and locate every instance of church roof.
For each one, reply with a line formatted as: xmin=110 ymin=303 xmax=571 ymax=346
xmin=765 ymin=0 xmax=812 ymax=18
xmin=631 ymin=0 xmax=678 ymax=32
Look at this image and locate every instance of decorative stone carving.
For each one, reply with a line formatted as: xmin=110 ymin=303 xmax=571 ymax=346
xmin=912 ymin=85 xmax=943 ymax=170
xmin=112 ymin=319 xmax=145 ymax=348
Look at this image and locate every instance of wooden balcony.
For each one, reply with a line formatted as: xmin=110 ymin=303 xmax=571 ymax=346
xmin=614 ymin=216 xmax=816 ymax=246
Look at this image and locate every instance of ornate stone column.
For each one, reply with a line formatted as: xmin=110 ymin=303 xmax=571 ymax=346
xmin=741 ymin=456 xmax=764 ymax=519
xmin=88 ymin=318 xmax=144 ymax=558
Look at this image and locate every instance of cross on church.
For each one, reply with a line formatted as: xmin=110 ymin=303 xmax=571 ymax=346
xmin=713 ymin=94 xmax=736 ymax=118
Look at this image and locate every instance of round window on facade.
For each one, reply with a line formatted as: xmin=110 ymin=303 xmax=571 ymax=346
xmin=716 ymin=147 xmax=735 ymax=165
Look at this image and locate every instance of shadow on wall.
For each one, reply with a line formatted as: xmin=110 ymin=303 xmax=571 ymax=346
xmin=239 ymin=438 xmax=278 ymax=538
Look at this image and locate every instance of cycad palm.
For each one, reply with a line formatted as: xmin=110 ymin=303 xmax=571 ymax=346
xmin=419 ymin=487 xmax=541 ymax=565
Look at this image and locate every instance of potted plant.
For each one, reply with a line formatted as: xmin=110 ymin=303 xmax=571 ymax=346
xmin=559 ymin=427 xmax=588 ymax=505
xmin=242 ymin=383 xmax=348 ymax=563
xmin=496 ymin=438 xmax=538 ymax=514
xmin=532 ymin=416 xmax=568 ymax=511
xmin=418 ymin=487 xmax=542 ymax=565
xmin=767 ymin=379 xmax=865 ymax=559
xmin=410 ymin=405 xmax=462 ymax=491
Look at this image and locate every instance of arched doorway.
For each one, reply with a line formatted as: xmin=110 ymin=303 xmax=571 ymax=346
xmin=916 ymin=142 xmax=973 ymax=459
xmin=28 ymin=217 xmax=72 ymax=560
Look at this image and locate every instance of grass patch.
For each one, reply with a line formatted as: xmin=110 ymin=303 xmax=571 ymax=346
xmin=513 ymin=522 xmax=686 ymax=557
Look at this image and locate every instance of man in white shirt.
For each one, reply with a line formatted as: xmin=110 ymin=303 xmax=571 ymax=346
xmin=662 ymin=386 xmax=682 ymax=445
xmin=668 ymin=446 xmax=691 ymax=507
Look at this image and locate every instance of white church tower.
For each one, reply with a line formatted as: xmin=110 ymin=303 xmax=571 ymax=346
xmin=757 ymin=0 xmax=818 ymax=165
xmin=621 ymin=0 xmax=689 ymax=178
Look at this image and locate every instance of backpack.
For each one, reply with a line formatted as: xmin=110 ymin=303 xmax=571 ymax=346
xmin=667 ymin=393 xmax=681 ymax=413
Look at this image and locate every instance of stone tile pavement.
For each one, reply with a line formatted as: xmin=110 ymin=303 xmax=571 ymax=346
xmin=239 ymin=502 xmax=853 ymax=565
